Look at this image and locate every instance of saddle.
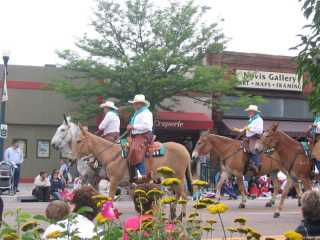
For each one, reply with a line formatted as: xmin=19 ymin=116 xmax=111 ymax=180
xmin=120 ymin=138 xmax=165 ymax=158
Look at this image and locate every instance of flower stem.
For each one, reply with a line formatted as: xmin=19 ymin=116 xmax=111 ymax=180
xmin=218 ymin=213 xmax=227 ymax=240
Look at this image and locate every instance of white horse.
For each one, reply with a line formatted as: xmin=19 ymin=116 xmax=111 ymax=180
xmin=51 ymin=117 xmax=97 ymax=186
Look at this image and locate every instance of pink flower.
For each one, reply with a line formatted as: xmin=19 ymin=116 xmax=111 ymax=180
xmin=164 ymin=224 xmax=176 ymax=233
xmin=101 ymin=201 xmax=119 ymax=221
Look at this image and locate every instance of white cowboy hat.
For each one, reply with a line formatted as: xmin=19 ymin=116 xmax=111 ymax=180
xmin=99 ymin=100 xmax=118 ymax=110
xmin=245 ymin=104 xmax=260 ymax=112
xmin=128 ymin=94 xmax=150 ymax=107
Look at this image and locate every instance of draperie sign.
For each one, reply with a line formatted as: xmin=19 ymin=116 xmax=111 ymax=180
xmin=155 ymin=119 xmax=184 ymax=129
xmin=236 ymin=70 xmax=302 ymax=92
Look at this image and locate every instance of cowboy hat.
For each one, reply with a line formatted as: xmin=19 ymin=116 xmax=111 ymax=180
xmin=99 ymin=100 xmax=118 ymax=110
xmin=128 ymin=94 xmax=150 ymax=107
xmin=245 ymin=105 xmax=260 ymax=112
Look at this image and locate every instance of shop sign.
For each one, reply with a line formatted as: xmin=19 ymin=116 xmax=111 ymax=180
xmin=155 ymin=119 xmax=184 ymax=129
xmin=236 ymin=70 xmax=302 ymax=92
xmin=0 ymin=124 xmax=7 ymax=139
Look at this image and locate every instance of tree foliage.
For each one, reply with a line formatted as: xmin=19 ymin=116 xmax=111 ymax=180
xmin=294 ymin=0 xmax=320 ymax=113
xmin=55 ymin=0 xmax=262 ymax=121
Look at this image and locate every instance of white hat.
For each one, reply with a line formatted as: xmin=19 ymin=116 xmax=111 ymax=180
xmin=128 ymin=94 xmax=150 ymax=107
xmin=99 ymin=101 xmax=118 ymax=110
xmin=245 ymin=105 xmax=260 ymax=112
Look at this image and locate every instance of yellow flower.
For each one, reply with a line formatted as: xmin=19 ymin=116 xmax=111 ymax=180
xmin=250 ymin=231 xmax=262 ymax=239
xmin=283 ymin=231 xmax=303 ymax=240
xmin=234 ymin=217 xmax=246 ymax=225
xmin=199 ymin=198 xmax=215 ymax=204
xmin=206 ymin=219 xmax=217 ymax=225
xmin=146 ymin=188 xmax=164 ymax=199
xmin=192 ymin=179 xmax=208 ymax=187
xmin=193 ymin=202 xmax=207 ymax=209
xmin=92 ymin=194 xmax=112 ymax=201
xmin=265 ymin=238 xmax=276 ymax=240
xmin=134 ymin=189 xmax=147 ymax=197
xmin=227 ymin=227 xmax=238 ymax=233
xmin=3 ymin=233 xmax=18 ymax=240
xmin=157 ymin=166 xmax=176 ymax=176
xmin=203 ymin=226 xmax=213 ymax=232
xmin=161 ymin=178 xmax=181 ymax=187
xmin=161 ymin=196 xmax=177 ymax=204
xmin=177 ymin=198 xmax=187 ymax=205
xmin=142 ymin=221 xmax=154 ymax=229
xmin=188 ymin=212 xmax=199 ymax=218
xmin=145 ymin=210 xmax=153 ymax=215
xmin=207 ymin=203 xmax=229 ymax=214
xmin=191 ymin=230 xmax=201 ymax=237
xmin=45 ymin=230 xmax=64 ymax=239
xmin=96 ymin=213 xmax=108 ymax=224
xmin=136 ymin=196 xmax=149 ymax=203
xmin=21 ymin=220 xmax=39 ymax=232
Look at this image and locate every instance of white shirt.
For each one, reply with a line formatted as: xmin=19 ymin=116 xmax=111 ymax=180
xmin=4 ymin=147 xmax=24 ymax=165
xmin=43 ymin=214 xmax=96 ymax=239
xmin=34 ymin=175 xmax=50 ymax=187
xmin=131 ymin=108 xmax=153 ymax=135
xmin=246 ymin=116 xmax=263 ymax=137
xmin=98 ymin=111 xmax=120 ymax=135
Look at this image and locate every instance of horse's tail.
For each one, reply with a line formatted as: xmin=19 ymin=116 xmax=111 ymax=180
xmin=185 ymin=161 xmax=193 ymax=196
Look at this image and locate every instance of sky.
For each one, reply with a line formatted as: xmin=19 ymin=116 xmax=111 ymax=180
xmin=0 ymin=0 xmax=308 ymax=66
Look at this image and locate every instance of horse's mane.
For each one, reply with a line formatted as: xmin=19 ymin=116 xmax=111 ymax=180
xmin=276 ymin=129 xmax=299 ymax=145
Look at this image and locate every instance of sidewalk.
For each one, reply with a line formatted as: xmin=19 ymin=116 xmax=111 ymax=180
xmin=0 ymin=183 xmax=33 ymax=200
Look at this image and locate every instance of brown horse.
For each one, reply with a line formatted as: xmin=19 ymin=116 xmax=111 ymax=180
xmin=259 ymin=123 xmax=313 ymax=217
xmin=192 ymin=133 xmax=283 ymax=210
xmin=72 ymin=126 xmax=193 ymax=215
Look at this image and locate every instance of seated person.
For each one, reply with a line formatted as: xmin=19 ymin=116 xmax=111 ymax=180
xmin=32 ymin=171 xmax=50 ymax=202
xmin=50 ymin=169 xmax=65 ymax=200
xmin=295 ymin=190 xmax=320 ymax=237
xmin=43 ymin=186 xmax=99 ymax=239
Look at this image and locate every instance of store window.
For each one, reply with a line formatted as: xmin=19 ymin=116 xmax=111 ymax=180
xmin=223 ymin=96 xmax=312 ymax=120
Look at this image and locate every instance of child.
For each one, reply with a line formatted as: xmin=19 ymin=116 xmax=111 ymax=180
xmin=45 ymin=200 xmax=70 ymax=222
xmin=50 ymin=169 xmax=65 ymax=200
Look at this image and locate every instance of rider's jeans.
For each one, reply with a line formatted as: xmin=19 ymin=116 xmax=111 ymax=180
xmin=249 ymin=153 xmax=261 ymax=167
xmin=135 ymin=162 xmax=146 ymax=175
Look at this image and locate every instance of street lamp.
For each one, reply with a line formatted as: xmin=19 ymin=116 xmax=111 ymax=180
xmin=0 ymin=50 xmax=10 ymax=161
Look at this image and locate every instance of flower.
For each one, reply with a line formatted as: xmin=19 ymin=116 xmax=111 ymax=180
xmin=206 ymin=219 xmax=217 ymax=225
xmin=203 ymin=226 xmax=213 ymax=232
xmin=207 ymin=203 xmax=229 ymax=214
xmin=191 ymin=230 xmax=201 ymax=237
xmin=177 ymin=198 xmax=187 ymax=205
xmin=227 ymin=227 xmax=238 ymax=233
xmin=234 ymin=217 xmax=246 ymax=225
xmin=142 ymin=220 xmax=154 ymax=230
xmin=45 ymin=230 xmax=63 ymax=239
xmin=199 ymin=198 xmax=215 ymax=204
xmin=92 ymin=194 xmax=112 ymax=201
xmin=237 ymin=227 xmax=249 ymax=234
xmin=146 ymin=188 xmax=164 ymax=199
xmin=265 ymin=238 xmax=276 ymax=240
xmin=161 ymin=178 xmax=181 ymax=187
xmin=283 ymin=231 xmax=303 ymax=240
xmin=96 ymin=213 xmax=108 ymax=224
xmin=157 ymin=166 xmax=176 ymax=176
xmin=161 ymin=196 xmax=177 ymax=204
xmin=21 ymin=220 xmax=39 ymax=232
xmin=101 ymin=201 xmax=119 ymax=221
xmin=136 ymin=196 xmax=149 ymax=203
xmin=3 ymin=233 xmax=18 ymax=240
xmin=193 ymin=202 xmax=207 ymax=209
xmin=192 ymin=179 xmax=208 ymax=187
xmin=134 ymin=189 xmax=147 ymax=197
xmin=250 ymin=231 xmax=262 ymax=239
xmin=188 ymin=212 xmax=199 ymax=218
xmin=164 ymin=224 xmax=176 ymax=233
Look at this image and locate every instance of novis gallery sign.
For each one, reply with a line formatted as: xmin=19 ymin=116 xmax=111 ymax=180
xmin=236 ymin=70 xmax=302 ymax=92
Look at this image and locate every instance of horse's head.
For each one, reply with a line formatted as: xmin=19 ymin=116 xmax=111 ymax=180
xmin=259 ymin=122 xmax=280 ymax=150
xmin=72 ymin=125 xmax=92 ymax=159
xmin=51 ymin=115 xmax=74 ymax=150
xmin=192 ymin=132 xmax=212 ymax=159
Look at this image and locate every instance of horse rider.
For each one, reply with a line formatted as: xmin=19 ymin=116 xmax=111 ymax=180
xmin=309 ymin=113 xmax=320 ymax=173
xmin=96 ymin=100 xmax=120 ymax=143
xmin=126 ymin=94 xmax=154 ymax=181
xmin=233 ymin=105 xmax=263 ymax=174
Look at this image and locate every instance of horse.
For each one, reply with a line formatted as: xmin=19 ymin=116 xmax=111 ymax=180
xmin=72 ymin=126 xmax=193 ymax=216
xmin=51 ymin=117 xmax=97 ymax=186
xmin=191 ymin=133 xmax=284 ymax=211
xmin=258 ymin=123 xmax=313 ymax=217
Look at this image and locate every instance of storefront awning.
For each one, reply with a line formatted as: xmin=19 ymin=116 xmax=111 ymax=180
xmin=223 ymin=119 xmax=312 ymax=137
xmin=156 ymin=112 xmax=213 ymax=130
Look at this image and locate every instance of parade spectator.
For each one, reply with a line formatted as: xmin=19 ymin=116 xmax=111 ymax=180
xmin=222 ymin=177 xmax=237 ymax=199
xmin=295 ymin=190 xmax=320 ymax=237
xmin=50 ymin=169 xmax=65 ymax=200
xmin=45 ymin=200 xmax=70 ymax=222
xmin=58 ymin=159 xmax=71 ymax=184
xmin=249 ymin=182 xmax=259 ymax=198
xmin=32 ymin=171 xmax=50 ymax=202
xmin=43 ymin=186 xmax=98 ymax=239
xmin=4 ymin=140 xmax=24 ymax=192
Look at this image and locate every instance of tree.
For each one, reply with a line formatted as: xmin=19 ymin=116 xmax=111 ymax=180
xmin=55 ymin=0 xmax=262 ymax=121
xmin=294 ymin=0 xmax=320 ymax=113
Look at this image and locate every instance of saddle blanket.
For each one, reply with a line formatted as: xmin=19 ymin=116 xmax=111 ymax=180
xmin=120 ymin=139 xmax=165 ymax=158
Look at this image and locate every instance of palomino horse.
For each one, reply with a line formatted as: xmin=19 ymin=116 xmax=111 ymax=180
xmin=72 ymin=126 xmax=193 ymax=215
xmin=192 ymin=133 xmax=284 ymax=211
xmin=51 ymin=117 xmax=96 ymax=186
xmin=258 ymin=123 xmax=313 ymax=217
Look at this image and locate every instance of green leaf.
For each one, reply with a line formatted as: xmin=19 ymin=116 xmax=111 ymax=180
xmin=33 ymin=214 xmax=49 ymax=222
xmin=76 ymin=206 xmax=94 ymax=215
